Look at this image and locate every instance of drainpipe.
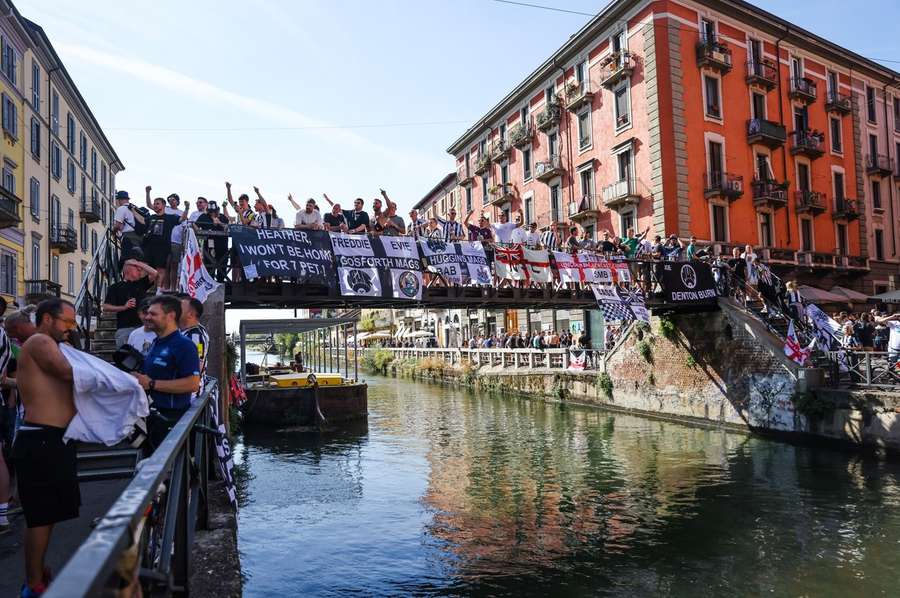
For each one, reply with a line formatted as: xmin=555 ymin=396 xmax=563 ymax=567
xmin=774 ymin=27 xmax=791 ymax=247
xmin=883 ymin=79 xmax=899 ymax=258
xmin=46 ymin=65 xmax=60 ymax=284
xmin=558 ymin=62 xmax=573 ymax=222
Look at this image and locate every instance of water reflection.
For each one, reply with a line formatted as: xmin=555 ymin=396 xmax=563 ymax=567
xmin=238 ymin=376 xmax=900 ymax=597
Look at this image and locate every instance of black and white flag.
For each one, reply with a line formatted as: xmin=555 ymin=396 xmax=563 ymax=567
xmin=592 ymin=284 xmax=650 ymax=323
xmin=231 ymin=225 xmax=335 ymax=282
xmin=331 ymin=233 xmax=423 ymax=300
xmin=418 ymin=238 xmax=491 ymax=285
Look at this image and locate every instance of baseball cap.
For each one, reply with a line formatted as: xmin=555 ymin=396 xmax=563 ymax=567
xmin=208 ymin=201 xmax=219 ymax=211
xmin=167 ymin=193 xmax=180 ymax=202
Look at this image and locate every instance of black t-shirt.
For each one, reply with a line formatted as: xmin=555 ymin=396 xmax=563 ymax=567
xmin=727 ymin=257 xmax=746 ymax=281
xmin=196 ymin=213 xmax=228 ymax=250
xmin=343 ymin=210 xmax=370 ymax=232
xmin=600 ymin=240 xmax=616 ymax=252
xmin=105 ymin=278 xmax=152 ymax=329
xmin=145 ymin=213 xmax=182 ymax=250
xmin=324 ymin=212 xmax=346 ymax=231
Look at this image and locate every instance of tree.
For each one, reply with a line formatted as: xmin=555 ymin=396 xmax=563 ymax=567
xmin=274 ymin=332 xmax=298 ymax=358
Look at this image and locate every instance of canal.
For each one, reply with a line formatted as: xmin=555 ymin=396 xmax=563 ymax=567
xmin=235 ymin=376 xmax=900 ymax=597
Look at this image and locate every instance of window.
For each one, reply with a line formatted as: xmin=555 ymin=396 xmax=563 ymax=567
xmin=91 ymin=230 xmax=98 ymax=255
xmin=548 ymin=132 xmax=558 ymax=158
xmin=50 ymin=195 xmax=60 ymax=228
xmin=30 ymin=117 xmax=40 ymax=159
xmin=834 ymin=172 xmax=845 ymax=203
xmin=465 ymin=186 xmax=472 ymax=213
xmin=498 ymin=123 xmax=506 ymax=143
xmin=791 ymin=56 xmax=802 ymax=81
xmin=759 ymin=212 xmax=773 ymax=247
xmin=617 ymin=149 xmax=633 ymax=182
xmin=794 ymin=105 xmax=809 ymax=132
xmin=612 ymin=30 xmax=626 ymax=54
xmin=577 ymin=110 xmax=591 ymax=149
xmin=836 ymin=223 xmax=848 ymax=255
xmin=31 ymin=60 xmax=39 ymax=108
xmin=31 ymin=242 xmax=39 ymax=279
xmin=500 ymin=162 xmax=509 ymax=185
xmin=797 ymin=163 xmax=810 ymax=191
xmin=751 ymin=92 xmax=766 ymax=120
xmin=550 ymin=184 xmax=561 ymax=221
xmin=614 ymin=83 xmax=630 ymax=128
xmin=575 ymin=59 xmax=587 ymax=84
xmin=708 ymin=140 xmax=723 ymax=179
xmin=91 ymin=148 xmax=97 ymax=180
xmin=701 ymin=18 xmax=716 ymax=43
xmin=67 ymin=261 xmax=75 ymax=295
xmin=866 ymin=85 xmax=877 ymax=123
xmin=801 ymin=218 xmax=813 ymax=252
xmin=874 ymin=229 xmax=885 ymax=261
xmin=0 ymin=251 xmax=15 ymax=295
xmin=80 ymin=220 xmax=87 ymax=252
xmin=51 ymin=89 xmax=59 ymax=135
xmin=748 ymin=38 xmax=762 ymax=66
xmin=51 ymin=141 xmax=61 ymax=179
xmin=522 ymin=147 xmax=532 ymax=181
xmin=520 ymin=105 xmax=529 ymax=124
xmin=620 ymin=211 xmax=634 ymax=235
xmin=81 ymin=175 xmax=86 ymax=204
xmin=895 ymin=97 xmax=900 ymax=132
xmin=712 ymin=204 xmax=728 ymax=242
xmin=704 ymin=75 xmax=721 ymax=119
xmin=1 ymin=38 xmax=18 ymax=88
xmin=580 ymin=168 xmax=593 ymax=199
xmin=101 ymin=163 xmax=107 ymax=194
xmin=51 ymin=255 xmax=59 ymax=283
xmin=524 ymin=196 xmax=533 ymax=224
xmin=29 ymin=177 xmax=39 ymax=220
xmin=1 ymin=94 xmax=17 ymax=138
xmin=66 ymin=158 xmax=75 ymax=193
xmin=830 ymin=117 xmax=842 ymax=153
xmin=2 ymin=164 xmax=14 ymax=194
xmin=67 ymin=207 xmax=74 ymax=228
xmin=872 ymin=179 xmax=882 ymax=210
xmin=827 ymin=71 xmax=838 ymax=98
xmin=481 ymin=174 xmax=488 ymax=204
xmin=544 ymin=85 xmax=555 ymax=104
xmin=66 ymin=113 xmax=75 ymax=153
xmin=79 ymin=132 xmax=87 ymax=169
xmin=869 ymin=134 xmax=878 ymax=161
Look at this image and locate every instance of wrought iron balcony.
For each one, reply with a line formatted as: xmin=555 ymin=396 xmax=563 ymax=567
xmin=487 ymin=183 xmax=516 ymax=207
xmin=790 ymin=130 xmax=825 ymax=159
xmin=25 ymin=279 xmax=61 ymax=304
xmin=0 ymin=186 xmax=21 ymax=229
xmin=751 ymin=179 xmax=788 ymax=209
xmin=534 ymin=155 xmax=565 ymax=183
xmin=794 ymin=190 xmax=826 ymax=215
xmin=508 ymin=122 xmax=533 ymax=149
xmin=825 ymin=90 xmax=852 ymax=115
xmin=704 ymin=172 xmax=744 ymax=201
xmin=50 ymin=225 xmax=77 ymax=253
xmin=536 ymin=102 xmax=561 ymax=132
xmin=832 ymin=198 xmax=859 ymax=221
xmin=80 ymin=197 xmax=102 ymax=223
xmin=564 ymin=80 xmax=594 ymax=113
xmin=789 ymin=77 xmax=817 ymax=104
xmin=866 ymin=154 xmax=894 ymax=176
xmin=601 ymin=177 xmax=642 ymax=209
xmin=745 ymin=59 xmax=777 ymax=90
xmin=569 ymin=194 xmax=602 ymax=220
xmin=599 ymin=51 xmax=635 ymax=89
xmin=747 ymin=119 xmax=786 ymax=148
xmin=473 ymin=154 xmax=491 ymax=175
xmin=696 ymin=37 xmax=732 ymax=73
xmin=490 ymin=139 xmax=510 ymax=163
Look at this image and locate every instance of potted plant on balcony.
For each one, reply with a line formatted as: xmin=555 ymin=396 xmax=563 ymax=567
xmin=565 ymin=80 xmax=581 ymax=97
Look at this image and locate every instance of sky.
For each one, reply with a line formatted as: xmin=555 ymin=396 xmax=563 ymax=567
xmin=17 ymin=0 xmax=900 ymax=330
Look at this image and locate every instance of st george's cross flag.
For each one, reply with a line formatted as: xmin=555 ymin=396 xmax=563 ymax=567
xmin=784 ymin=320 xmax=815 ymax=366
xmin=523 ymin=248 xmax=553 ymax=283
xmin=179 ymin=228 xmax=221 ymax=303
xmin=568 ymin=350 xmax=587 ymax=371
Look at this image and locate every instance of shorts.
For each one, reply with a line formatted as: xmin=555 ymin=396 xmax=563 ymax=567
xmin=143 ymin=244 xmax=170 ymax=269
xmin=11 ymin=422 xmax=81 ymax=528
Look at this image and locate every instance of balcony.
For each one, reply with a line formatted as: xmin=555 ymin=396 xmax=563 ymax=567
xmin=789 ymin=77 xmax=817 ymax=104
xmin=508 ymin=122 xmax=533 ymax=149
xmin=703 ymin=172 xmax=744 ymax=201
xmin=601 ymin=177 xmax=642 ymax=209
xmin=490 ymin=140 xmax=510 ymax=163
xmin=473 ymin=154 xmax=491 ymax=175
xmin=746 ymin=119 xmax=787 ymax=148
xmin=536 ymin=102 xmax=561 ymax=132
xmin=696 ymin=37 xmax=732 ymax=73
xmin=456 ymin=168 xmax=474 ymax=187
xmin=0 ymin=186 xmax=21 ymax=229
xmin=569 ymin=194 xmax=602 ymax=221
xmin=534 ymin=155 xmax=565 ymax=183
xmin=599 ymin=51 xmax=635 ymax=89
xmin=564 ymin=80 xmax=594 ymax=113
xmin=80 ymin=197 xmax=102 ymax=223
xmin=745 ymin=59 xmax=777 ymax=90
xmin=50 ymin=225 xmax=77 ymax=253
xmin=487 ymin=183 xmax=516 ymax=207
xmin=825 ymin=90 xmax=852 ymax=115
xmin=866 ymin=154 xmax=894 ymax=176
xmin=751 ymin=179 xmax=788 ymax=209
xmin=24 ymin=279 xmax=61 ymax=305
xmin=794 ymin=190 xmax=826 ymax=215
xmin=832 ymin=198 xmax=859 ymax=221
xmin=790 ymin=130 xmax=825 ymax=159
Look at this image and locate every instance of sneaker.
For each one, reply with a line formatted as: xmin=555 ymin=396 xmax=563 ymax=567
xmin=20 ymin=583 xmax=46 ymax=597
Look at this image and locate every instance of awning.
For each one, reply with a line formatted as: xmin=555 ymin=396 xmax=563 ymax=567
xmin=798 ymin=285 xmax=846 ymax=303
xmin=871 ymin=288 xmax=900 ymax=304
xmin=366 ymin=332 xmax=392 ymax=340
xmin=829 ymin=286 xmax=870 ymax=303
xmin=407 ymin=330 xmax=435 ymax=338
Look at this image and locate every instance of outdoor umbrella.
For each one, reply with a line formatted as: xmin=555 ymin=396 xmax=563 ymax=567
xmin=870 ymin=288 xmax=900 ymax=304
xmin=829 ymin=286 xmax=870 ymax=303
xmin=407 ymin=330 xmax=435 ymax=338
xmin=366 ymin=332 xmax=393 ymax=340
xmin=797 ymin=285 xmax=846 ymax=304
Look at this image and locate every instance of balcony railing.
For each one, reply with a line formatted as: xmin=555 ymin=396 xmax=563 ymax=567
xmin=456 ymin=168 xmax=474 ymax=187
xmin=696 ymin=37 xmax=732 ymax=73
xmin=25 ymin=279 xmax=62 ymax=304
xmin=473 ymin=153 xmax=491 ymax=175
xmin=80 ymin=197 xmax=103 ymax=223
xmin=50 ymin=225 xmax=77 ymax=253
xmin=795 ymin=190 xmax=826 ymax=215
xmin=789 ymin=77 xmax=818 ymax=103
xmin=534 ymin=154 xmax=565 ymax=183
xmin=569 ymin=194 xmax=602 ymax=220
xmin=866 ymin=154 xmax=894 ymax=176
xmin=488 ymin=183 xmax=515 ymax=206
xmin=751 ymin=179 xmax=789 ymax=209
xmin=825 ymin=90 xmax=852 ymax=115
xmin=832 ymin=198 xmax=859 ymax=221
xmin=704 ymin=172 xmax=744 ymax=201
xmin=599 ymin=51 xmax=635 ymax=89
xmin=536 ymin=102 xmax=561 ymax=132
xmin=745 ymin=59 xmax=777 ymax=89
xmin=601 ymin=177 xmax=642 ymax=209
xmin=490 ymin=139 xmax=510 ymax=163
xmin=790 ymin=130 xmax=825 ymax=158
xmin=564 ymin=80 xmax=594 ymax=112
xmin=0 ymin=186 xmax=21 ymax=229
xmin=508 ymin=121 xmax=533 ymax=149
xmin=747 ymin=118 xmax=787 ymax=148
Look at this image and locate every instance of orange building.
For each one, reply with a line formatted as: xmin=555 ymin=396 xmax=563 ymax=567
xmin=446 ymin=0 xmax=900 ymax=294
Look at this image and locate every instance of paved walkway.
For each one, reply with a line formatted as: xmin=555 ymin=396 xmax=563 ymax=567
xmin=0 ymin=478 xmax=128 ymax=596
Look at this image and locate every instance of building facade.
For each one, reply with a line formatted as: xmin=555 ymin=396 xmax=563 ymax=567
xmin=446 ymin=0 xmax=900 ymax=294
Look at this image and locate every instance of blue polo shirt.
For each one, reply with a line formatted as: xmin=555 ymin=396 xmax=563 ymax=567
xmin=143 ymin=330 xmax=200 ymax=411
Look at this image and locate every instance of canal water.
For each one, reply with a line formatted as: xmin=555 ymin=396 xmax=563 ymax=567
xmin=235 ymin=376 xmax=900 ymax=597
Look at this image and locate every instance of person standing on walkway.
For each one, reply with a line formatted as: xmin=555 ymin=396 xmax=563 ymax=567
xmin=11 ymin=299 xmax=79 ymax=597
xmin=177 ymin=295 xmax=210 ymax=400
xmin=103 ymin=259 xmax=158 ymax=348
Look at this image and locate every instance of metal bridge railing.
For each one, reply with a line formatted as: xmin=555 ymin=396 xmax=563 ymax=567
xmin=44 ymin=381 xmax=216 ymax=598
xmin=74 ymin=228 xmax=122 ymax=351
xmin=363 ymin=347 xmax=606 ymax=371
xmin=823 ymin=351 xmax=900 ymax=388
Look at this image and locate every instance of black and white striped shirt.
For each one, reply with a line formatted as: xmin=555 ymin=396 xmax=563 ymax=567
xmin=438 ymin=218 xmax=465 ymax=241
xmin=540 ymin=230 xmax=559 ymax=251
xmin=182 ymin=324 xmax=210 ymax=379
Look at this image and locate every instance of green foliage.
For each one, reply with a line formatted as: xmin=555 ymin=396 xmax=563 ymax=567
xmin=685 ymin=355 xmax=697 ymax=368
xmin=228 ymin=405 xmax=243 ymax=436
xmin=551 ymin=374 xmax=568 ymax=400
xmin=596 ymin=372 xmax=613 ymax=398
xmin=648 ymin=372 xmax=656 ymax=386
xmin=361 ymin=348 xmax=394 ymax=374
xmin=359 ymin=316 xmax=376 ymax=333
xmin=225 ymin=339 xmax=238 ymax=374
xmin=659 ymin=317 xmax=677 ymax=340
xmin=792 ymin=391 xmax=834 ymax=422
xmin=636 ymin=340 xmax=653 ymax=363
xmin=274 ymin=332 xmax=299 ymax=358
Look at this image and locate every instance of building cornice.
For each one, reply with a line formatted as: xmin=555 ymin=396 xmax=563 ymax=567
xmin=413 ymin=172 xmax=456 ymax=211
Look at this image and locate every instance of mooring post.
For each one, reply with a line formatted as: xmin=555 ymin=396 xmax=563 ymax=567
xmin=353 ymin=321 xmax=358 ymax=382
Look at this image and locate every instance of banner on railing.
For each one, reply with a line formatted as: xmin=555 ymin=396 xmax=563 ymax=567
xmin=231 ymin=225 xmax=336 ymax=282
xmin=805 ymin=304 xmax=842 ymax=350
xmin=568 ymin=350 xmax=587 ymax=371
xmin=418 ymin=239 xmax=491 ymax=285
xmin=592 ymin=284 xmax=649 ymax=323
xmin=332 ymin=233 xmax=422 ymax=300
xmin=179 ymin=228 xmax=221 ymax=303
xmin=494 ymin=245 xmax=527 ymax=280
xmin=659 ymin=261 xmax=717 ymax=304
xmin=523 ymin=248 xmax=552 ymax=283
xmin=553 ymin=251 xmax=613 ymax=284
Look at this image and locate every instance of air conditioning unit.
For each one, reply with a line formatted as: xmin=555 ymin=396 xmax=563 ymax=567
xmin=728 ymin=179 xmax=743 ymax=193
xmin=712 ymin=51 xmax=728 ymax=64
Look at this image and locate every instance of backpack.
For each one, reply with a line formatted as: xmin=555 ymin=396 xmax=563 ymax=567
xmin=130 ymin=205 xmax=150 ymax=237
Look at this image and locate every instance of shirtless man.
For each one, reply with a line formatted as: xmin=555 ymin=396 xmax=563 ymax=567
xmin=11 ymin=298 xmax=78 ymax=596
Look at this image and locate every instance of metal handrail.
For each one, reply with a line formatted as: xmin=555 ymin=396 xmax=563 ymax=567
xmin=44 ymin=381 xmax=216 ymax=597
xmin=74 ymin=228 xmax=122 ymax=350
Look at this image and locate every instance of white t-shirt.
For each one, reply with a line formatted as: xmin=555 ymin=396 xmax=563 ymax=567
xmin=166 ymin=207 xmax=185 ymax=244
xmin=492 ymin=221 xmax=518 ymax=244
xmin=888 ymin=321 xmax=900 ymax=353
xmin=524 ymin=231 xmax=541 ymax=247
xmin=188 ymin=210 xmax=204 ymax=223
xmin=295 ymin=209 xmax=323 ymax=228
xmin=114 ymin=205 xmax=135 ymax=234
xmin=510 ymin=226 xmax=528 ymax=245
xmin=127 ymin=326 xmax=157 ymax=356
